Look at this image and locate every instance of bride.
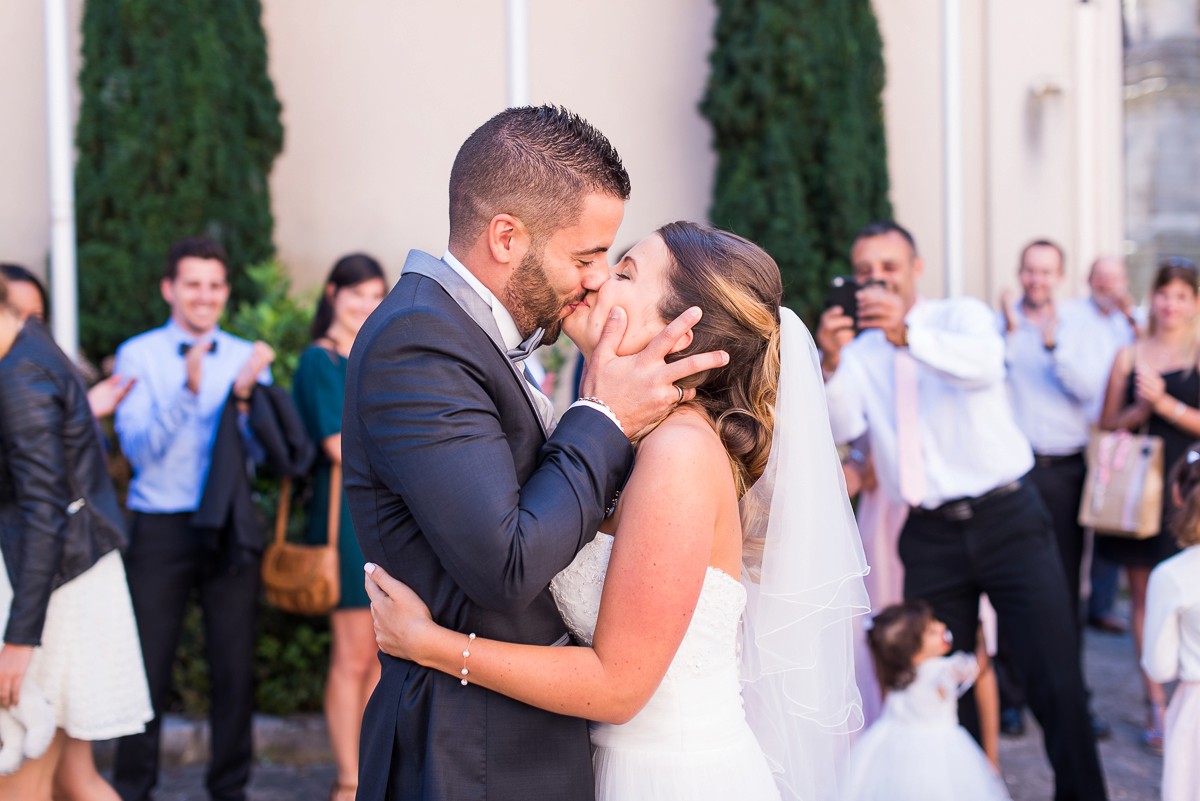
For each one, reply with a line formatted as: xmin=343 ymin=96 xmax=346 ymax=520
xmin=365 ymin=221 xmax=870 ymax=800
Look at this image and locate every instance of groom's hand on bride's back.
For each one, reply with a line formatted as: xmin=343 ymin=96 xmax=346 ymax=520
xmin=580 ymin=305 xmax=729 ymax=440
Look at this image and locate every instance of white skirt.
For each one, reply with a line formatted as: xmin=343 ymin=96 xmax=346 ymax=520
xmin=1164 ymin=681 xmax=1200 ymax=801
xmin=592 ymin=726 xmax=781 ymax=801
xmin=0 ymin=549 xmax=152 ymax=740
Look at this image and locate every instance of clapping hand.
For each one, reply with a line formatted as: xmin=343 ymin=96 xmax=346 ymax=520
xmin=87 ymin=374 xmax=136 ymax=419
xmin=1000 ymin=288 xmax=1020 ymax=334
xmin=232 ymin=341 xmax=275 ymax=399
xmin=1134 ymin=366 xmax=1167 ymax=407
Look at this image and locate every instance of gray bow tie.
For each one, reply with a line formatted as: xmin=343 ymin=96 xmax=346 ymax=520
xmin=506 ymin=328 xmax=544 ymax=363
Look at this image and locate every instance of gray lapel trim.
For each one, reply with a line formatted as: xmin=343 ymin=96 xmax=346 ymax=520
xmin=400 ymin=250 xmax=549 ymax=437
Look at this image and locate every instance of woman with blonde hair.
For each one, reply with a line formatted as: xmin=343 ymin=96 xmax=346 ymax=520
xmin=1099 ymin=256 xmax=1200 ymax=752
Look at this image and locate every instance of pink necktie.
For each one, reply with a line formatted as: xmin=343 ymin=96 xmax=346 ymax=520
xmin=895 ymin=348 xmax=927 ymax=507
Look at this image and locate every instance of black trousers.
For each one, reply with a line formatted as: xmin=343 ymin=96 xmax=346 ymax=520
xmin=998 ymin=454 xmax=1089 ymax=710
xmin=113 ymin=512 xmax=260 ymax=801
xmin=900 ymin=482 xmax=1107 ymax=801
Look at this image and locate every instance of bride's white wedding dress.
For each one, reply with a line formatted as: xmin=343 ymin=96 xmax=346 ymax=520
xmin=550 ymin=533 xmax=782 ymax=801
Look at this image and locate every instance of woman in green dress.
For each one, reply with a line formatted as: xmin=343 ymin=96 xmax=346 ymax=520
xmin=292 ymin=254 xmax=387 ymax=801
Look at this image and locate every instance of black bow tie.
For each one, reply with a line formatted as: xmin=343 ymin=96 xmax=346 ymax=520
xmin=506 ymin=328 xmax=544 ymax=363
xmin=179 ymin=341 xmax=218 ymax=356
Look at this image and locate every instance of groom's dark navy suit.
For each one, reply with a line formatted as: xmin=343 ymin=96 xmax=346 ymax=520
xmin=344 ymin=250 xmax=633 ymax=801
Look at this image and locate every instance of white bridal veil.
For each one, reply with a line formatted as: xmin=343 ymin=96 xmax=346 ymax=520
xmin=739 ymin=307 xmax=872 ymax=801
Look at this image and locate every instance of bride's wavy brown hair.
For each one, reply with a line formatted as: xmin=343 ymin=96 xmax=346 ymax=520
xmin=656 ymin=222 xmax=783 ymax=497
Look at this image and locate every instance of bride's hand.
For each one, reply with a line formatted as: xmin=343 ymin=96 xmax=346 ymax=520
xmin=364 ymin=562 xmax=435 ymax=663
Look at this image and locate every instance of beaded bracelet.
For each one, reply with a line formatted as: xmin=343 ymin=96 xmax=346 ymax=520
xmin=459 ymin=632 xmax=476 ymax=686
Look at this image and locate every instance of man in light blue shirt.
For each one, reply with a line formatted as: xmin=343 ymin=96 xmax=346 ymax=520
xmin=1000 ymin=241 xmax=1134 ymax=740
xmin=112 ymin=236 xmax=274 ymax=801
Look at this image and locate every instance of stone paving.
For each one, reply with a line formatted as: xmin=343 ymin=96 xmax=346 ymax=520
xmin=1000 ymin=624 xmax=1162 ymax=801
xmin=118 ymin=625 xmax=1164 ymax=800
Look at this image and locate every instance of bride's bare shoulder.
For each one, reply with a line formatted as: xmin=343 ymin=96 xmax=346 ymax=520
xmin=634 ymin=407 xmax=730 ymax=481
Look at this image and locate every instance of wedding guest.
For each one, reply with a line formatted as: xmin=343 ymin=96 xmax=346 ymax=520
xmin=997 ymin=241 xmax=1114 ymax=739
xmin=842 ymin=601 xmax=1011 ymax=801
xmin=1084 ymin=257 xmax=1138 ymax=636
xmin=0 ymin=264 xmax=134 ymax=419
xmin=0 ymin=264 xmax=48 ymax=323
xmin=111 ymin=236 xmax=275 ymax=801
xmin=0 ymin=273 xmax=152 ymax=800
xmin=1098 ymin=257 xmax=1200 ymax=754
xmin=1142 ymin=446 xmax=1200 ymax=801
xmin=818 ymin=220 xmax=1106 ymax=800
xmin=292 ymin=253 xmax=387 ymax=801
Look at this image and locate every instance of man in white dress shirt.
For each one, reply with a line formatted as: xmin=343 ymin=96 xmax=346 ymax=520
xmin=819 ymin=221 xmax=1107 ymax=801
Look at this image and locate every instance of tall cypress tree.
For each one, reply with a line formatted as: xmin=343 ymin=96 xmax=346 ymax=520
xmin=75 ymin=0 xmax=283 ymax=360
xmin=701 ymin=0 xmax=891 ymax=321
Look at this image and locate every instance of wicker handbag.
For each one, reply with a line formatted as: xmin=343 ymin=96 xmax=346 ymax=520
xmin=1079 ymin=428 xmax=1164 ymax=539
xmin=262 ymin=463 xmax=342 ymax=615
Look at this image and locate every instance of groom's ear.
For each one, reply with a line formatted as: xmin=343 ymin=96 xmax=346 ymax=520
xmin=486 ymin=214 xmax=530 ymax=268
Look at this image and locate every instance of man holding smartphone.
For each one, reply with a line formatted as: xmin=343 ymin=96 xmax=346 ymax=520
xmin=818 ymin=221 xmax=1107 ymax=801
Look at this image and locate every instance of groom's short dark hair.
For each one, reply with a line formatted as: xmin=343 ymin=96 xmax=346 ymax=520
xmin=448 ymin=105 xmax=631 ymax=250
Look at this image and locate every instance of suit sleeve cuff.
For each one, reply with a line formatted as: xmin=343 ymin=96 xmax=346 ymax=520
xmin=568 ymin=399 xmax=624 ymax=435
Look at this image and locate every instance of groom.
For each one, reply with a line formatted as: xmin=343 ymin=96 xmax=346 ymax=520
xmin=344 ymin=105 xmax=726 ymax=801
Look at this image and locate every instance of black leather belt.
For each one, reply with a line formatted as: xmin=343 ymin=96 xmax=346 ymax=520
xmin=1033 ymin=451 xmax=1085 ymax=468
xmin=909 ymin=480 xmax=1023 ymax=522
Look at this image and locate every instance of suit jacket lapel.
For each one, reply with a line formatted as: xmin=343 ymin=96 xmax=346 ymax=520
xmin=400 ymin=250 xmax=549 ymax=438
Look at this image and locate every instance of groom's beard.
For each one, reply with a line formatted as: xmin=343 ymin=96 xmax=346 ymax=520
xmin=504 ymin=246 xmax=580 ymax=347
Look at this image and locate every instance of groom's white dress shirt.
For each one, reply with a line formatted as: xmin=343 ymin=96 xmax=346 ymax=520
xmin=825 ymin=296 xmax=1034 ymax=509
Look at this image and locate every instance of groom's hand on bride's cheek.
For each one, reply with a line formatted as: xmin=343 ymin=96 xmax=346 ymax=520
xmin=582 ymin=306 xmax=729 ymax=440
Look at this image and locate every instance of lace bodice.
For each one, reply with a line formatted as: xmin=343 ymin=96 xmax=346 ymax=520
xmin=551 ymin=533 xmax=747 ymax=678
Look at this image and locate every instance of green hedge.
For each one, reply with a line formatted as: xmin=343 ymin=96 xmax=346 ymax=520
xmin=74 ymin=0 xmax=284 ymax=363
xmin=701 ymin=0 xmax=892 ymax=321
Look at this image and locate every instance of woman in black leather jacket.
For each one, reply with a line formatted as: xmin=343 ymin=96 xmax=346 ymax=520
xmin=0 ymin=276 xmax=150 ymax=799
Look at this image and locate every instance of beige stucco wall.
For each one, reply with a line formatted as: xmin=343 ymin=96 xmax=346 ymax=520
xmin=262 ymin=0 xmax=717 ymax=289
xmin=0 ymin=0 xmax=84 ymax=278
xmin=873 ymin=0 xmax=1125 ymax=303
xmin=1 ymin=1 xmax=1126 ymax=316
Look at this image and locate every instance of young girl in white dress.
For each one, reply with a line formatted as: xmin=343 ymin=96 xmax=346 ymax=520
xmin=1142 ymin=448 xmax=1200 ymax=801
xmin=365 ymin=221 xmax=871 ymax=801
xmin=841 ymin=600 xmax=1011 ymax=801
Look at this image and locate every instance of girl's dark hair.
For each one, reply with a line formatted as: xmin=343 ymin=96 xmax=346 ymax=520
xmin=866 ymin=600 xmax=936 ymax=692
xmin=1169 ymin=444 xmax=1200 ymax=548
xmin=655 ymin=222 xmax=783 ymax=497
xmin=311 ymin=253 xmax=386 ymax=341
xmin=0 ymin=263 xmax=49 ymax=322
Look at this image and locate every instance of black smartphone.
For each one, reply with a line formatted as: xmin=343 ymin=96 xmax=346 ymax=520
xmin=824 ymin=276 xmax=859 ymax=325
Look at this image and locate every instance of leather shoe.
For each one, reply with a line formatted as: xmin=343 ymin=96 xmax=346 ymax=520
xmin=1087 ymin=613 xmax=1129 ymax=635
xmin=1000 ymin=707 xmax=1025 ymax=737
xmin=1091 ymin=712 xmax=1112 ymax=740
